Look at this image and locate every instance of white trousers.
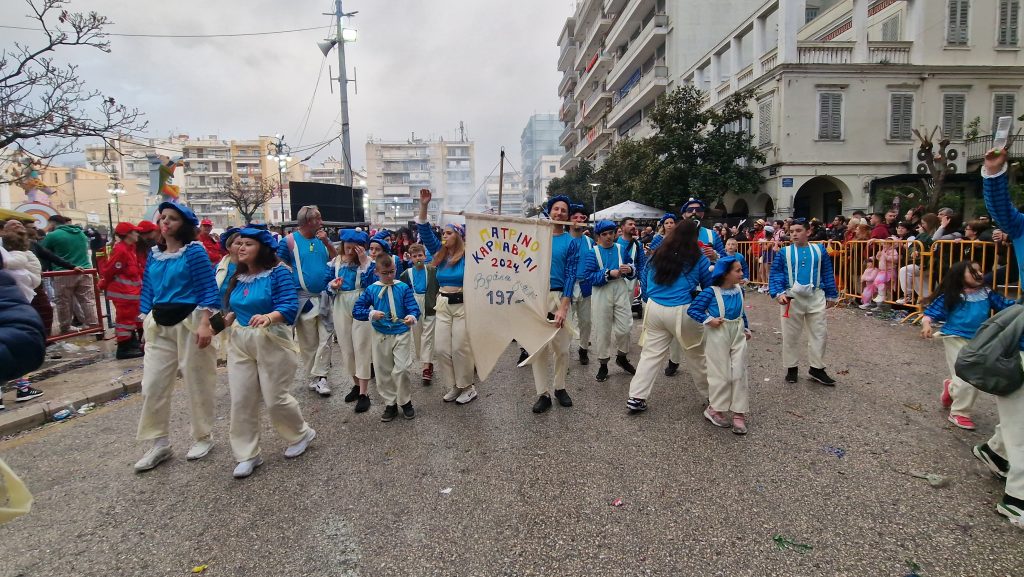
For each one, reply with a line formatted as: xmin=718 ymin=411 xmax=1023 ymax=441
xmin=435 ymin=295 xmax=475 ymax=389
xmin=137 ymin=310 xmax=216 ymax=442
xmin=780 ymin=290 xmax=827 ymax=369
xmin=705 ymin=319 xmax=749 ymax=414
xmin=571 ymin=283 xmax=591 ymax=350
xmin=295 ymin=297 xmax=332 ymax=381
xmin=412 ymin=293 xmax=436 ymax=364
xmin=619 ymin=279 xmax=637 ymax=353
xmin=371 ymin=331 xmax=414 ymax=406
xmin=627 ymin=301 xmax=709 ymax=400
xmin=591 ymin=279 xmax=633 ymax=360
xmin=228 ymin=324 xmax=310 ymax=462
xmin=332 ymin=291 xmax=373 ymax=381
xmin=898 ymin=265 xmax=931 ymax=300
xmin=941 ymin=336 xmax=979 ymax=417
xmin=531 ymin=291 xmax=572 ymax=395
xmin=987 ymin=354 xmax=1024 ymax=501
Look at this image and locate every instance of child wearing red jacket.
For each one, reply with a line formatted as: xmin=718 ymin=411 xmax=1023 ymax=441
xmin=100 ymin=222 xmax=144 ymax=359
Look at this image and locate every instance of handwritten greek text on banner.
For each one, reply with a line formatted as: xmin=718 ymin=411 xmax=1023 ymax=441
xmin=464 ymin=213 xmax=559 ymax=381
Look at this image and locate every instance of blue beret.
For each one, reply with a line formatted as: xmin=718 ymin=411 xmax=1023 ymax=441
xmin=237 ymin=227 xmax=278 ymax=251
xmin=569 ymin=203 xmax=588 ymax=217
xmin=445 ymin=223 xmax=466 ymax=238
xmin=594 ymin=220 xmax=617 ymax=235
xmin=659 ymin=213 xmax=677 ymax=227
xmin=157 ymin=201 xmax=199 ymax=227
xmin=681 ymin=198 xmax=707 ymax=213
xmin=346 ymin=230 xmax=369 ymax=246
xmin=246 ymin=223 xmax=269 ymax=231
xmin=711 ymin=255 xmax=740 ymax=284
xmin=370 ymin=237 xmax=391 ymax=253
xmin=338 ymin=229 xmax=353 ymax=243
xmin=372 ymin=229 xmax=392 ymax=241
xmin=220 ymin=226 xmax=240 ymax=251
xmin=545 ymin=195 xmax=572 ymax=216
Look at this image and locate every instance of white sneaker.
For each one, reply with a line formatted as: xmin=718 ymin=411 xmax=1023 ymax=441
xmin=894 ymin=298 xmax=906 ymax=305
xmin=443 ymin=387 xmax=460 ymax=402
xmin=186 ymin=439 xmax=214 ymax=461
xmin=456 ymin=386 xmax=478 ymax=405
xmin=873 ymin=294 xmax=884 ymax=304
xmin=284 ymin=428 xmax=316 ymax=458
xmin=134 ymin=445 xmax=173 ymax=472
xmin=313 ymin=378 xmax=331 ymax=397
xmin=307 ymin=377 xmax=322 ymax=390
xmin=233 ymin=456 xmax=263 ymax=478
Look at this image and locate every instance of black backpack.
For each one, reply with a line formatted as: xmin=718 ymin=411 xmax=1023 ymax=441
xmin=954 ymin=303 xmax=1024 ymax=396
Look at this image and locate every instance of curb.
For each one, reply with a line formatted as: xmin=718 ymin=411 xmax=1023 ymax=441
xmin=0 ymin=376 xmax=143 ymax=437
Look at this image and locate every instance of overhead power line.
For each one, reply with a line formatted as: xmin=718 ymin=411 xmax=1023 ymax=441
xmin=0 ymin=24 xmax=326 ymax=38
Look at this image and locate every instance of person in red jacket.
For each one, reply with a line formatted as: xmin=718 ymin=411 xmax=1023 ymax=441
xmin=100 ymin=222 xmax=144 ymax=359
xmin=198 ymin=218 xmax=224 ymax=264
xmin=135 ymin=219 xmax=160 ymax=267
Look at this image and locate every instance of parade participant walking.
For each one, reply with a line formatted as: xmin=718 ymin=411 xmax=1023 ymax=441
xmin=680 ymin=198 xmax=726 ymax=261
xmin=768 ymin=218 xmax=839 ymax=386
xmin=133 ymin=201 xmax=220 ymax=473
xmin=626 ymin=220 xmax=713 ymax=414
xmin=617 ymin=217 xmax=645 ymax=357
xmin=353 ymin=253 xmax=421 ymax=422
xmin=100 ymin=222 xmax=144 ymax=359
xmin=399 ymin=243 xmax=437 ymax=386
xmin=978 ymin=145 xmax=1024 ymax=528
xmin=277 ymin=205 xmax=337 ymax=398
xmin=221 ymin=228 xmax=314 ymax=478
xmin=920 ymin=261 xmax=1015 ymax=431
xmin=569 ymin=204 xmax=594 ymax=365
xmin=688 ymin=256 xmax=751 ymax=434
xmin=416 ymin=189 xmax=477 ymax=405
xmin=648 ymin=213 xmax=677 ymax=252
xmin=214 ymin=227 xmax=241 ymax=366
xmin=329 ymin=230 xmax=375 ymax=414
xmin=530 ymin=195 xmax=580 ymax=413
xmin=198 ymin=219 xmax=224 ymax=265
xmin=584 ymin=220 xmax=636 ymax=382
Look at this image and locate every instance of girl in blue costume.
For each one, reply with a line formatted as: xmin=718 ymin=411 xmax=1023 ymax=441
xmin=688 ymin=256 xmax=752 ymax=434
xmin=626 ymin=219 xmax=713 ymax=415
xmin=648 ymin=213 xmax=683 ymax=377
xmin=223 ymin=228 xmax=315 ymax=478
xmin=416 ymin=188 xmax=477 ymax=404
xmin=133 ymin=201 xmax=220 ymax=473
xmin=329 ymin=230 xmax=376 ymax=414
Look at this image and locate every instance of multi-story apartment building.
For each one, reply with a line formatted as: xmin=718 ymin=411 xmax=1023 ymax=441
xmin=532 ymin=155 xmax=566 ymax=205
xmin=520 ymin=114 xmax=563 ymax=206
xmin=484 ymin=172 xmax=525 ymax=216
xmin=6 ymin=165 xmax=148 ymax=226
xmin=365 ymin=136 xmax=476 ymax=227
xmin=84 ymin=135 xmax=188 ymax=219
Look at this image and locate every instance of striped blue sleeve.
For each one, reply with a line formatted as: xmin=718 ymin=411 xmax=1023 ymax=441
xmin=417 ymin=221 xmax=442 ymax=255
xmin=352 ymin=286 xmax=374 ymax=321
xmin=696 ymin=255 xmax=714 ymax=289
xmin=584 ymin=250 xmax=607 ymax=287
xmin=989 ymin=291 xmax=1017 ymax=313
xmin=185 ymin=244 xmax=220 ymax=310
xmin=743 ymin=311 xmax=749 ymax=329
xmin=738 ymin=254 xmax=749 ymax=279
xmin=401 ymin=282 xmax=420 ymax=320
xmin=650 ymin=234 xmax=662 ymax=252
xmin=271 ymin=266 xmax=299 ymax=325
xmin=139 ymin=258 xmax=154 ymax=315
xmin=633 ymin=242 xmax=646 ymax=283
xmin=983 ymin=169 xmax=1024 ymax=239
xmin=622 ymin=245 xmax=636 ymax=280
xmin=923 ymin=295 xmax=947 ymax=322
xmin=821 ymin=250 xmax=839 ymax=300
xmin=769 ymin=249 xmax=787 ymax=297
xmin=712 ymin=230 xmax=726 ymax=258
xmin=640 ymin=263 xmax=651 ymax=302
xmin=563 ymin=236 xmax=579 ymax=299
xmin=687 ymin=287 xmax=715 ymax=324
xmin=277 ymin=236 xmax=293 ymax=266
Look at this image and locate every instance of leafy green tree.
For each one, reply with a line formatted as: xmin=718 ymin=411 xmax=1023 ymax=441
xmin=545 ymin=160 xmax=595 ymax=208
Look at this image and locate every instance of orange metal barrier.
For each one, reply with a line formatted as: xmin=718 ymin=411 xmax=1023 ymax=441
xmin=41 ymin=269 xmax=107 ymax=344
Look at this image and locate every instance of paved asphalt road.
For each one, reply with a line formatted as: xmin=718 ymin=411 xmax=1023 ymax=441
xmin=1 ymin=293 xmax=1021 ymax=577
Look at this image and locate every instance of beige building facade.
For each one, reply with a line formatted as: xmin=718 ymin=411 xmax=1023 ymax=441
xmin=6 ymin=165 xmax=148 ymax=228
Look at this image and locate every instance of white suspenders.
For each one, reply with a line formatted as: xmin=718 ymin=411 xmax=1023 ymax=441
xmin=785 ymin=244 xmax=821 ymax=289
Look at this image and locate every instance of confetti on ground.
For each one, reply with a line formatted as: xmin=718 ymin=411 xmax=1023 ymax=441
xmin=903 ymin=403 xmax=923 ymax=412
xmin=611 ymin=497 xmax=624 ymax=507
xmin=192 ymin=565 xmax=208 ymax=574
xmin=837 ymin=369 xmax=850 ymax=375
xmin=903 ymin=559 xmax=923 ymax=577
xmin=908 ymin=471 xmax=950 ymax=488
xmin=440 ymin=487 xmax=452 ymax=495
xmin=823 ymin=446 xmax=846 ymax=459
xmin=786 ymin=410 xmax=804 ymax=419
xmin=772 ymin=534 xmax=813 ymax=553
xmin=764 ymin=377 xmax=771 ymax=381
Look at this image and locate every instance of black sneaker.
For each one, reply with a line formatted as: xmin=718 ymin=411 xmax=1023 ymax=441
xmin=596 ymin=362 xmax=609 ymax=382
xmin=400 ymin=401 xmax=415 ymax=420
xmin=532 ymin=394 xmax=552 ymax=414
xmin=808 ymin=367 xmax=836 ymax=386
xmin=664 ymin=361 xmax=679 ymax=376
xmin=517 ymin=348 xmax=529 ymax=365
xmin=343 ymin=385 xmax=360 ymax=403
xmin=615 ymin=353 xmax=636 ymax=375
xmin=15 ymin=386 xmax=44 ymax=402
xmin=973 ymin=443 xmax=1009 ymax=480
xmin=355 ymin=394 xmax=371 ymax=413
xmin=785 ymin=367 xmax=799 ymax=383
xmin=381 ymin=404 xmax=398 ymax=422
xmin=626 ymin=397 xmax=647 ymax=413
xmin=554 ymin=388 xmax=573 ymax=407
xmin=578 ymin=348 xmax=590 ymax=365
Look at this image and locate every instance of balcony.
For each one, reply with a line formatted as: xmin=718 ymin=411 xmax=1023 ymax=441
xmin=608 ymin=65 xmax=669 ymax=126
xmin=736 ymin=63 xmax=754 ymax=87
xmin=576 ymin=120 xmax=615 ymax=158
xmin=560 ymin=96 xmax=578 ymax=123
xmin=558 ymin=36 xmax=577 ymax=72
xmin=558 ymin=69 xmax=579 ymax=97
xmin=582 ymin=88 xmax=612 ymax=123
xmin=559 ymin=124 xmax=577 ymax=147
xmin=606 ymin=13 xmax=668 ymax=86
xmin=575 ymin=13 xmax=616 ymax=71
xmin=868 ymin=41 xmax=912 ymax=64
xmin=605 ymin=0 xmax=655 ymax=52
xmin=560 ymin=150 xmax=579 ymax=171
xmin=760 ymin=47 xmax=778 ymax=73
xmin=798 ymin=42 xmax=854 ymax=64
xmin=966 ymin=135 xmax=1024 ymax=162
xmin=578 ymin=51 xmax=613 ymax=97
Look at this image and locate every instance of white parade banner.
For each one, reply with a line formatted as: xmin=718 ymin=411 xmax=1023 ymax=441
xmin=464 ymin=213 xmax=559 ymax=381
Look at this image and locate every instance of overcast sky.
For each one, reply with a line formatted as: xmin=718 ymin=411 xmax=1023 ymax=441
xmin=1 ymin=0 xmax=572 ymax=182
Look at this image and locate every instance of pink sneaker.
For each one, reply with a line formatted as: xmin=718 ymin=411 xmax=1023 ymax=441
xmin=731 ymin=413 xmax=748 ymax=435
xmin=948 ymin=413 xmax=976 ymax=430
xmin=940 ymin=379 xmax=953 ymax=409
xmin=703 ymin=406 xmax=730 ymax=428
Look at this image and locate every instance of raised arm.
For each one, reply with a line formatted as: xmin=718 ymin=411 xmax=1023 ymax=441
xmin=983 ymin=148 xmax=1024 ymax=239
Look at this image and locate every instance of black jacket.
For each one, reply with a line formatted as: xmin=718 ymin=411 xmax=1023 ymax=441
xmin=0 ymin=269 xmax=46 ymax=381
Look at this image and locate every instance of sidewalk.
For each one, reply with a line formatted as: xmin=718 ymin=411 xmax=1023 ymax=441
xmin=0 ymin=337 xmax=145 ymax=436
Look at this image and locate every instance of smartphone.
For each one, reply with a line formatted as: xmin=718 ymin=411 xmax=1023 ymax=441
xmin=994 ymin=116 xmax=1014 ymax=151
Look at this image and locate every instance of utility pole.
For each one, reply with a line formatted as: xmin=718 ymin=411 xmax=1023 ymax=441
xmin=334 ymin=0 xmax=353 ymax=188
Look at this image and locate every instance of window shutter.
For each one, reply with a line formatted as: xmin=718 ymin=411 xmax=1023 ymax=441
xmin=759 ymin=99 xmax=772 ymax=146
xmin=890 ymin=94 xmax=913 ymax=140
xmin=829 ymin=93 xmax=843 ymax=140
xmin=882 ymin=16 xmax=901 ymax=42
xmin=943 ymin=94 xmax=966 ymax=140
xmin=993 ymin=94 xmax=1017 ymax=132
xmin=948 ymin=0 xmax=969 ymax=45
xmin=1005 ymin=0 xmax=1021 ymax=46
xmin=818 ymin=95 xmax=830 ymax=140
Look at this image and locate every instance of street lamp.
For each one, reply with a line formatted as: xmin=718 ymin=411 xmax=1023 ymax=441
xmin=266 ymin=135 xmax=292 ymax=224
xmin=107 ymin=179 xmax=125 ymax=233
xmin=589 ymin=182 xmax=600 ymax=223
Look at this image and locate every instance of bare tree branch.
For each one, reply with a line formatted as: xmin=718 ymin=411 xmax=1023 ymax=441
xmin=221 ymin=176 xmax=277 ymax=224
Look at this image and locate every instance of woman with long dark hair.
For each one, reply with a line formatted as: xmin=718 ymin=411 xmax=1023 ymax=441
xmin=133 ymin=202 xmax=220 ymax=472
xmin=626 ymin=219 xmax=714 ymax=414
xmin=416 ymin=188 xmax=477 ymax=405
xmin=222 ymin=228 xmax=313 ymax=478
